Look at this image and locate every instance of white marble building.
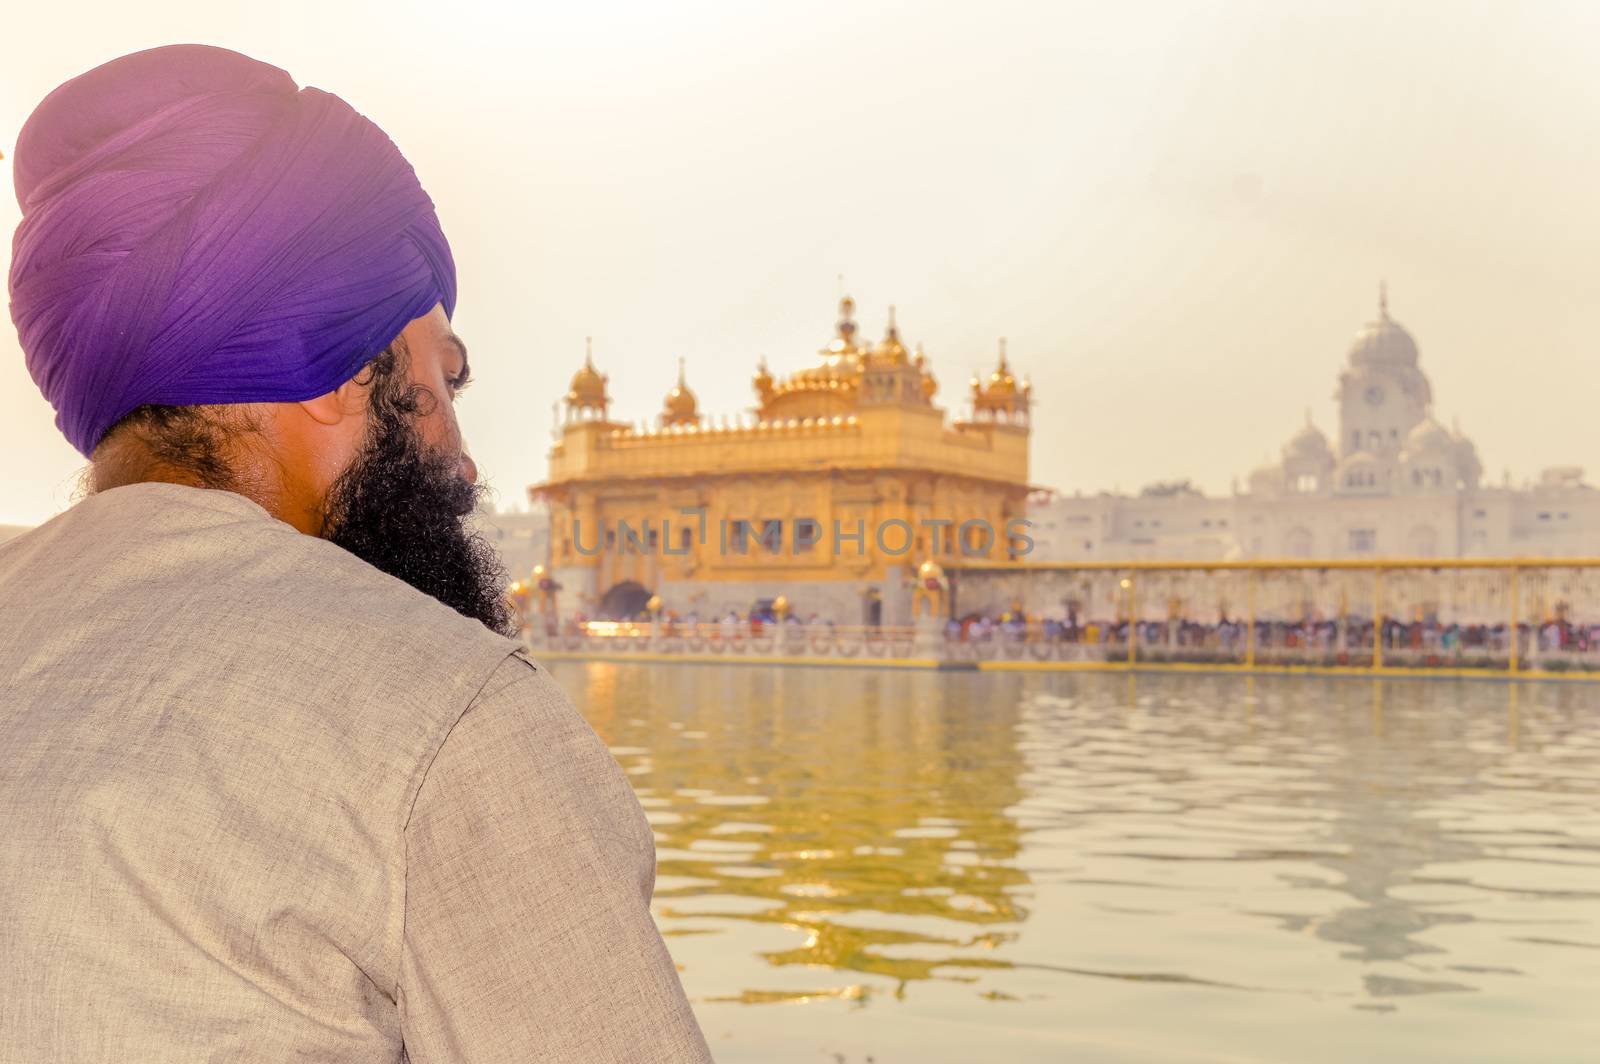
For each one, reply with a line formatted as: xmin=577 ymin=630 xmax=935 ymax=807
xmin=1030 ymin=287 xmax=1600 ymax=562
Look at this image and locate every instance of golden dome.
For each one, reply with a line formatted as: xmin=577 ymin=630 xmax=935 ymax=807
xmin=663 ymin=356 xmax=699 ymax=426
xmin=985 ymin=338 xmax=1018 ymax=394
xmin=971 ymin=337 xmax=1030 ymax=418
xmin=566 ymin=337 xmax=609 ymax=410
xmin=871 ymin=305 xmax=910 ymax=365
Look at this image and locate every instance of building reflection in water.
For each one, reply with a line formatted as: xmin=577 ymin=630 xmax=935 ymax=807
xmin=551 ymin=662 xmax=1032 ymax=1004
xmin=548 ymin=660 xmax=1600 ymax=1028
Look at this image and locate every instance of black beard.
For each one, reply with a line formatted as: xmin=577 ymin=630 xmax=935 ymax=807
xmin=319 ymin=401 xmax=517 ymax=638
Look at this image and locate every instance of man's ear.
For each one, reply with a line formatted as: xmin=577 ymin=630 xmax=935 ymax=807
xmin=297 ymin=375 xmax=370 ymax=427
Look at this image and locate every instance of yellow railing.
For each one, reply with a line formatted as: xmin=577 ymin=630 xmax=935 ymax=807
xmin=943 ymin=558 xmax=1600 ymax=677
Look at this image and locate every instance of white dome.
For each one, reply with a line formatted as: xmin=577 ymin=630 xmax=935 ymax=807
xmin=1403 ymin=417 xmax=1453 ymax=456
xmin=1285 ymin=421 xmax=1333 ymax=462
xmin=1348 ymin=286 xmax=1418 ymax=368
xmin=1349 ymin=317 xmax=1418 ymax=368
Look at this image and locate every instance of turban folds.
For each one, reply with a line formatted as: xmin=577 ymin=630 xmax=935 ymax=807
xmin=8 ymin=44 xmax=457 ymax=457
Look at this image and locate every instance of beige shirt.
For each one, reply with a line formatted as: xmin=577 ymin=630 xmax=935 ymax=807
xmin=0 ymin=482 xmax=712 ymax=1063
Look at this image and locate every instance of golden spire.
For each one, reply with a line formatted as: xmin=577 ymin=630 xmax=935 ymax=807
xmin=662 ymin=355 xmax=699 ymax=426
xmin=836 ymin=295 xmax=858 ymax=344
xmin=565 ymin=335 xmax=609 ymax=412
xmin=986 ymin=338 xmax=1017 ymax=394
xmin=820 ymin=293 xmax=862 ymax=361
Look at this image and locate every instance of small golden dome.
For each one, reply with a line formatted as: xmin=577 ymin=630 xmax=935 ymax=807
xmin=566 ymin=336 xmax=609 ymax=410
xmin=871 ymin=305 xmax=909 ymax=365
xmin=985 ymin=337 xmax=1018 ymax=394
xmin=921 ymin=370 xmax=938 ymax=400
xmin=663 ymin=357 xmax=699 ymax=426
xmin=971 ymin=337 xmax=1030 ymax=418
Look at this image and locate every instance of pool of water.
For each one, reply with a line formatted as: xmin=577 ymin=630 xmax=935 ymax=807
xmin=542 ymin=662 xmax=1600 ymax=1063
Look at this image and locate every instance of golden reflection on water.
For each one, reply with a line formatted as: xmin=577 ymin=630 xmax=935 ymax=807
xmin=545 ymin=661 xmax=1600 ymax=1062
xmin=567 ymin=664 xmax=1030 ymax=1000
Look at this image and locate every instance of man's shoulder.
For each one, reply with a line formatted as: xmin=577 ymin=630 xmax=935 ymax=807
xmin=225 ymin=512 xmax=521 ymax=669
xmin=11 ymin=482 xmax=520 ymax=681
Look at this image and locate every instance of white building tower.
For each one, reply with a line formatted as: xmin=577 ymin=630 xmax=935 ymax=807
xmin=1334 ymin=283 xmax=1433 ymax=494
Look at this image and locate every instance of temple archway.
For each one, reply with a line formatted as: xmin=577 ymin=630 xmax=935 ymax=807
xmin=598 ymin=580 xmax=652 ymax=620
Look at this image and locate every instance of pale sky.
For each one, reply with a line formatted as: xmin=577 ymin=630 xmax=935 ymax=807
xmin=2 ymin=0 xmax=1597 ymax=525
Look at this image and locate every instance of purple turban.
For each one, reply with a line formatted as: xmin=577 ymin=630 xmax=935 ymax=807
xmin=8 ymin=44 xmax=457 ymax=457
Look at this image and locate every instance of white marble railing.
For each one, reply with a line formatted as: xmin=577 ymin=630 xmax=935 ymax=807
xmin=524 ymin=622 xmax=928 ymax=661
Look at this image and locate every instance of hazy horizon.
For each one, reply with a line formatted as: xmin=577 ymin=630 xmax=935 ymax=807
xmin=3 ymin=0 xmax=1597 ymax=525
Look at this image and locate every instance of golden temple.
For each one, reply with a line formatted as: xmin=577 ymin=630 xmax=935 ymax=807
xmin=530 ymin=296 xmax=1033 ymax=622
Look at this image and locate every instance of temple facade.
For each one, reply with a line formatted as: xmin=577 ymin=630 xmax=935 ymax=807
xmin=530 ymin=297 xmax=1033 ymax=622
xmin=1029 ymin=286 xmax=1600 ymax=562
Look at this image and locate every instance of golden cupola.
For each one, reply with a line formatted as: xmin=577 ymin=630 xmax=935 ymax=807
xmin=752 ymin=296 xmax=865 ymax=420
xmin=662 ymin=356 xmax=700 ymax=427
xmin=971 ymin=337 xmax=1030 ymax=421
xmin=752 ymin=297 xmax=953 ymax=418
xmin=869 ymin=305 xmax=910 ymax=366
xmin=565 ymin=336 xmax=611 ymax=418
xmin=858 ymin=304 xmax=942 ymax=409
